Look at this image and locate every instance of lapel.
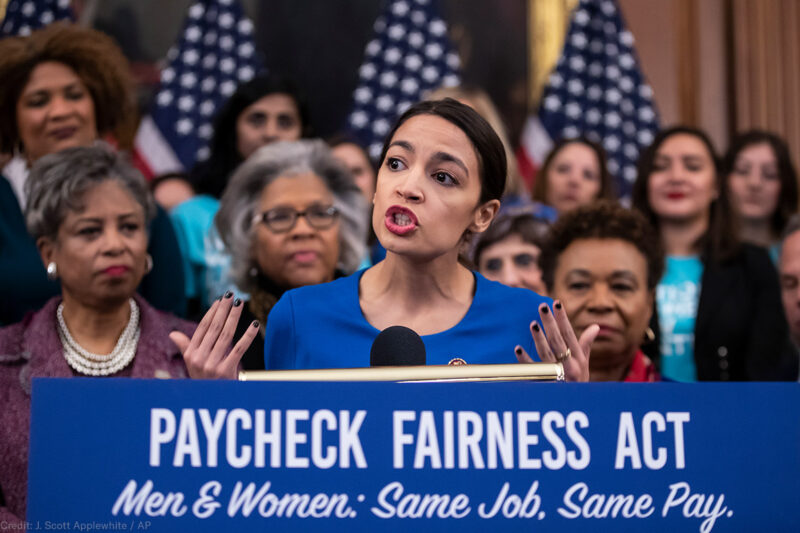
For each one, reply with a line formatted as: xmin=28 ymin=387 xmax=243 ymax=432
xmin=20 ymin=298 xmax=73 ymax=395
xmin=128 ymin=294 xmax=188 ymax=379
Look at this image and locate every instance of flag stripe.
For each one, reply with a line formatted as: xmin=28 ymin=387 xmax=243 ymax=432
xmin=134 ymin=116 xmax=184 ymax=177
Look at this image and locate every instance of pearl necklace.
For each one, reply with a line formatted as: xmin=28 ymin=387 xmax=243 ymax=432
xmin=57 ymin=299 xmax=140 ymax=376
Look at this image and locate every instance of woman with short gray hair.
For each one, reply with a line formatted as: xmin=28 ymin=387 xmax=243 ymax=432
xmin=216 ymin=139 xmax=369 ymax=369
xmin=0 ymin=143 xmax=257 ymax=523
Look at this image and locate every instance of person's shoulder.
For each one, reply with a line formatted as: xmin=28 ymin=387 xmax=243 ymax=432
xmin=171 ymin=195 xmax=220 ymax=220
xmin=136 ymin=295 xmax=196 ymax=338
xmin=285 ymin=270 xmax=362 ymax=303
xmin=0 ymin=298 xmax=60 ymax=365
xmin=474 ymin=272 xmax=551 ymax=307
xmin=737 ymin=242 xmax=778 ymax=273
xmin=0 ymin=320 xmax=27 ymax=364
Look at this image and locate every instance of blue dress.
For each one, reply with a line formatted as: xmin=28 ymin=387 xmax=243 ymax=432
xmin=264 ymin=269 xmax=550 ymax=369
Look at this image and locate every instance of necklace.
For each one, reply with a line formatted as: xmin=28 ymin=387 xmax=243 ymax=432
xmin=57 ymin=299 xmax=140 ymax=376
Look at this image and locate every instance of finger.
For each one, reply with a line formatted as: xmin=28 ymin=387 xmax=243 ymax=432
xmin=169 ymin=331 xmax=190 ymax=355
xmin=197 ymin=292 xmax=234 ymax=357
xmin=538 ymin=303 xmax=568 ymax=356
xmin=578 ymin=324 xmax=600 ymax=363
xmin=222 ymin=319 xmax=260 ymax=378
xmin=514 ymin=345 xmax=534 ymax=364
xmin=553 ymin=300 xmax=584 ymax=363
xmin=187 ymin=299 xmax=220 ymax=354
xmin=530 ymin=320 xmax=554 ymax=362
xmin=207 ymin=298 xmax=245 ymax=368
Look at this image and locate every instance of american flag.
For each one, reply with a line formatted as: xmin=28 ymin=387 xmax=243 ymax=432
xmin=518 ymin=0 xmax=659 ymax=198
xmin=0 ymin=0 xmax=73 ymax=37
xmin=134 ymin=0 xmax=262 ymax=178
xmin=346 ymin=0 xmax=461 ymax=160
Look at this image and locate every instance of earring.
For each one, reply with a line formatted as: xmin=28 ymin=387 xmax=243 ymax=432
xmin=249 ymin=266 xmax=259 ymax=277
xmin=145 ymin=254 xmax=153 ymax=274
xmin=644 ymin=327 xmax=656 ymax=342
xmin=46 ymin=262 xmax=58 ymax=281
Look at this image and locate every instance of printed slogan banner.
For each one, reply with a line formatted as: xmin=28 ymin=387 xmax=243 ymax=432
xmin=27 ymin=380 xmax=800 ymax=532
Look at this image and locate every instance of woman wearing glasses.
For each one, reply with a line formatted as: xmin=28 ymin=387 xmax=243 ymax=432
xmin=213 ymin=140 xmax=368 ymax=369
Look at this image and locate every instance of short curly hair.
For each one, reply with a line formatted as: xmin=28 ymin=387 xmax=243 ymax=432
xmin=539 ymin=200 xmax=664 ymax=292
xmin=0 ymin=22 xmax=137 ymax=154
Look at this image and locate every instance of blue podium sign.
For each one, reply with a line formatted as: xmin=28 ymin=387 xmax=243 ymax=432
xmin=27 ymin=379 xmax=800 ymax=532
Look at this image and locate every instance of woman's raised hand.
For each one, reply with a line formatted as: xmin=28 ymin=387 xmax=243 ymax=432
xmin=514 ymin=300 xmax=598 ymax=382
xmin=170 ymin=292 xmax=260 ymax=379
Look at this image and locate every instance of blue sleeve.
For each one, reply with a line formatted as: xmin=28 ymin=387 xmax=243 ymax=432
xmin=264 ymin=292 xmax=297 ymax=369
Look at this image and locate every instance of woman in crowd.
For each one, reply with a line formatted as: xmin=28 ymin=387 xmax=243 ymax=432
xmin=0 ymin=144 xmax=257 ymax=524
xmin=170 ymin=74 xmax=312 ymax=312
xmin=180 ymin=99 xmax=597 ymax=382
xmin=471 ymin=202 xmax=551 ymax=295
xmin=428 ymin=85 xmax=529 ymax=199
xmin=632 ymin=125 xmax=796 ymax=381
xmin=215 ymin=140 xmax=368 ymax=370
xmin=539 ymin=201 xmax=664 ymax=381
xmin=328 ymin=133 xmax=386 ymax=266
xmin=532 ymin=138 xmax=616 ymax=216
xmin=0 ymin=22 xmax=186 ymax=323
xmin=329 ymin=134 xmax=377 ymax=203
xmin=722 ymin=130 xmax=799 ymax=262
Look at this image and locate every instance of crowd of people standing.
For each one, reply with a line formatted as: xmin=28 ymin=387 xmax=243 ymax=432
xmin=1 ymin=20 xmax=799 ymax=525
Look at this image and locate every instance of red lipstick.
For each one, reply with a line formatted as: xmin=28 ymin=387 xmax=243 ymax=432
xmin=102 ymin=265 xmax=130 ymax=277
xmin=385 ymin=205 xmax=418 ymax=236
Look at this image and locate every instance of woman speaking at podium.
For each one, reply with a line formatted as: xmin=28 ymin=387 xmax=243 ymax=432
xmin=180 ymin=99 xmax=598 ymax=382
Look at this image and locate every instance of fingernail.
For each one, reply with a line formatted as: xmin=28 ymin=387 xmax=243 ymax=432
xmin=515 ymin=347 xmax=522 ymax=355
xmin=532 ymin=322 xmax=540 ymax=332
xmin=540 ymin=306 xmax=549 ymax=314
xmin=252 ymin=320 xmax=259 ymax=328
xmin=554 ymin=301 xmax=562 ymax=310
xmin=233 ymin=298 xmax=242 ymax=307
xmin=224 ymin=291 xmax=233 ymax=299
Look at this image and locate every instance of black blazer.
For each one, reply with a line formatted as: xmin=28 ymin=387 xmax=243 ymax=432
xmin=645 ymin=243 xmax=799 ymax=381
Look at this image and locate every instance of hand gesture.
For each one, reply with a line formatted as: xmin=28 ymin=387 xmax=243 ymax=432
xmin=170 ymin=292 xmax=259 ymax=379
xmin=514 ymin=300 xmax=598 ymax=382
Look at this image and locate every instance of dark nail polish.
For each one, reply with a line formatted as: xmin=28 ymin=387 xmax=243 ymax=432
xmin=515 ymin=347 xmax=522 ymax=355
xmin=541 ymin=306 xmax=549 ymax=314
xmin=532 ymin=322 xmax=540 ymax=332
xmin=554 ymin=301 xmax=562 ymax=310
xmin=252 ymin=320 xmax=260 ymax=328
xmin=233 ymin=298 xmax=242 ymax=307
xmin=224 ymin=291 xmax=233 ymax=299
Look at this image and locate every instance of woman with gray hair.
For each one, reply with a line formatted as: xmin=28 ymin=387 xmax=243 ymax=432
xmin=215 ymin=139 xmax=368 ymax=370
xmin=0 ymin=144 xmax=257 ymax=524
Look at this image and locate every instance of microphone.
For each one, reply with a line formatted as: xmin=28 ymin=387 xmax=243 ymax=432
xmin=369 ymin=326 xmax=426 ymax=367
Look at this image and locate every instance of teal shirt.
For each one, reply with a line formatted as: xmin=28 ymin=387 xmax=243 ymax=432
xmin=656 ymin=256 xmax=703 ymax=382
xmin=170 ymin=195 xmax=220 ymax=303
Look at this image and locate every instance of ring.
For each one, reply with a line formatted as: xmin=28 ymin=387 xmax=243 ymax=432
xmin=556 ymin=348 xmax=572 ymax=362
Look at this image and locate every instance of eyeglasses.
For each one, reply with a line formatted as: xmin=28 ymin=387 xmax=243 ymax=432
xmin=253 ymin=204 xmax=340 ymax=233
